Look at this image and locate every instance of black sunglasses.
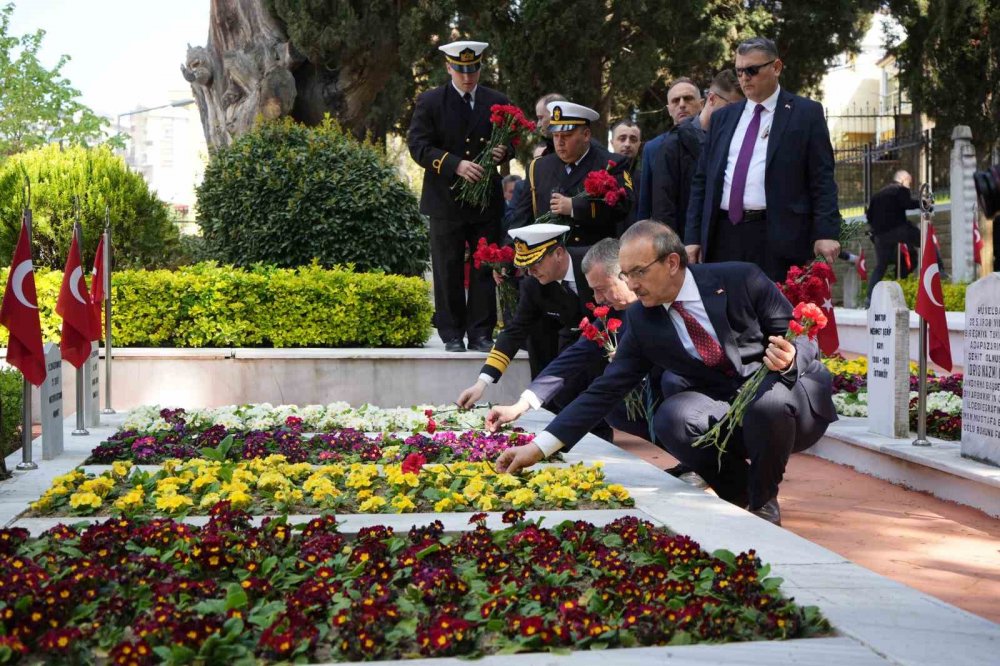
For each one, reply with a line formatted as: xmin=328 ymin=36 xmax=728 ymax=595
xmin=735 ymin=59 xmax=776 ymax=78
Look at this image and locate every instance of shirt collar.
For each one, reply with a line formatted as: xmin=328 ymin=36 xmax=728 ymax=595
xmin=744 ymin=85 xmax=781 ymax=114
xmin=559 ymin=254 xmax=576 ymax=284
xmin=566 ymin=146 xmax=591 ymax=167
xmin=663 ymin=268 xmax=699 ymax=309
xmin=451 ymin=82 xmax=477 ymax=100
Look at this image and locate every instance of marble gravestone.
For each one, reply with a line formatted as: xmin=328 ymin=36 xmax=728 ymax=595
xmin=962 ymin=273 xmax=1000 ymax=466
xmin=867 ymin=282 xmax=910 ymax=438
xmin=39 ymin=343 xmax=64 ymax=460
xmin=82 ymin=341 xmax=100 ymax=427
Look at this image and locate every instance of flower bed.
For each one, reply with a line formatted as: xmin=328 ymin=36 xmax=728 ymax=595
xmin=122 ymin=403 xmax=492 ymax=435
xmin=823 ymin=355 xmax=963 ymax=440
xmin=28 ymin=459 xmax=631 ymax=516
xmin=0 ymin=509 xmax=828 ymax=661
xmin=87 ymin=426 xmax=540 ymax=466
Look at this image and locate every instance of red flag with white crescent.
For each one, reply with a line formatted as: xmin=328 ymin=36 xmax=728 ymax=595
xmin=56 ymin=232 xmax=95 ymax=368
xmin=817 ymin=278 xmax=840 ymax=355
xmin=915 ymin=223 xmax=952 ymax=371
xmin=857 ymin=249 xmax=868 ymax=281
xmin=973 ymin=217 xmax=984 ymax=266
xmin=90 ymin=234 xmax=105 ymax=339
xmin=899 ymin=243 xmax=912 ymax=271
xmin=0 ymin=220 xmax=46 ymax=385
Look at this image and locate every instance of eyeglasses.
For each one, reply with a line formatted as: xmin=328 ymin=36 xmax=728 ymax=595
xmin=735 ymin=59 xmax=776 ymax=78
xmin=706 ymin=88 xmax=732 ymax=103
xmin=618 ymin=254 xmax=666 ymax=281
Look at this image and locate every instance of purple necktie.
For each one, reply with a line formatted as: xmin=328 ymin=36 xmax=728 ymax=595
xmin=728 ymin=104 xmax=765 ymax=224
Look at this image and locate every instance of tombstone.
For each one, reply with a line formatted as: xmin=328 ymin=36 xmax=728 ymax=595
xmin=867 ymin=281 xmax=910 ymax=438
xmin=82 ymin=341 xmax=100 ymax=427
xmin=39 ymin=343 xmax=64 ymax=460
xmin=842 ymin=262 xmax=859 ymax=309
xmin=961 ymin=273 xmax=1000 ymax=467
xmin=950 ymin=126 xmax=977 ymax=283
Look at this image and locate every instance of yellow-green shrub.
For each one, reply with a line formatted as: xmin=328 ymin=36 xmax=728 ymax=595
xmin=0 ymin=263 xmax=432 ymax=347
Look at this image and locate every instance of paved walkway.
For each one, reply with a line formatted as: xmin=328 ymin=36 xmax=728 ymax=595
xmin=614 ymin=432 xmax=1000 ymax=625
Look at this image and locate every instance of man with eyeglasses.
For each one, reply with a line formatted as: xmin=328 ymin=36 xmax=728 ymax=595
xmin=636 ymin=78 xmax=704 ymax=223
xmin=491 ymin=221 xmax=836 ymax=526
xmin=652 ymin=69 xmax=743 ymax=234
xmin=686 ymin=37 xmax=841 ymax=282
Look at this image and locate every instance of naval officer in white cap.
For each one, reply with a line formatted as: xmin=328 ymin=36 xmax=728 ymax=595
xmin=408 ymin=40 xmax=514 ymax=353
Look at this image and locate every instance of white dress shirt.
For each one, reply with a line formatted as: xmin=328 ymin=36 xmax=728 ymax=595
xmin=720 ymin=86 xmax=781 ymax=212
xmin=451 ymin=83 xmax=478 ymax=109
xmin=479 ymin=257 xmax=580 ymax=387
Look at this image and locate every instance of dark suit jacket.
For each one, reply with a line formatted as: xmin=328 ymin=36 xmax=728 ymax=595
xmin=652 ymin=117 xmax=705 ymax=233
xmin=507 ymin=143 xmax=633 ymax=246
xmin=866 ymin=183 xmax=920 ymax=235
xmin=543 ymin=262 xmax=837 ymax=450
xmin=636 ymin=132 xmax=666 ymax=221
xmin=480 ymin=246 xmax=595 ymax=382
xmin=407 ymin=84 xmax=512 ymax=222
xmin=685 ymin=89 xmax=841 ymax=263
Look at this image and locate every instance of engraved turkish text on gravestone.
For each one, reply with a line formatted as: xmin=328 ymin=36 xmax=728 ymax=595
xmin=867 ymin=282 xmax=910 ymax=438
xmin=39 ymin=343 xmax=64 ymax=460
xmin=962 ymin=274 xmax=1000 ymax=466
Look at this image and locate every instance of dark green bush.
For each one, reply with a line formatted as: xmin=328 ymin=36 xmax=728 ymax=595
xmin=0 ymin=144 xmax=182 ymax=270
xmin=197 ymin=117 xmax=429 ymax=276
xmin=0 ymin=263 xmax=433 ymax=348
xmin=1 ymin=368 xmax=24 ymax=465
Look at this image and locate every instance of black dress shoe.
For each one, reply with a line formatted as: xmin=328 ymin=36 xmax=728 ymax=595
xmin=664 ymin=464 xmax=708 ymax=489
xmin=750 ymin=498 xmax=781 ymax=526
xmin=467 ymin=337 xmax=494 ymax=353
xmin=444 ymin=338 xmax=466 ymax=352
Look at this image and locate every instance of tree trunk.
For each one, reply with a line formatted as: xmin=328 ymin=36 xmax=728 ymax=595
xmin=181 ymin=0 xmax=300 ymax=149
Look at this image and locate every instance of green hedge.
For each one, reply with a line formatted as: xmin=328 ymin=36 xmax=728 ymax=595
xmin=892 ymin=277 xmax=967 ymax=312
xmin=1 ymin=368 xmax=23 ymax=463
xmin=0 ymin=263 xmax=432 ymax=347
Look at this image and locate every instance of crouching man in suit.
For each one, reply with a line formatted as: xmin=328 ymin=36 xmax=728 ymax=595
xmin=490 ymin=220 xmax=836 ymax=525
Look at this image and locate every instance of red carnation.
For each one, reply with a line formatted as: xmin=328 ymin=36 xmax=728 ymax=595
xmin=606 ymin=318 xmax=622 ymax=332
xmin=402 ymin=452 xmax=427 ymax=474
xmin=592 ymin=305 xmax=610 ymax=319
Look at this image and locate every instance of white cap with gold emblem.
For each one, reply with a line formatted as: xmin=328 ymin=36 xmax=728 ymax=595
xmin=547 ymin=101 xmax=599 ymax=133
xmin=510 ymin=224 xmax=571 ymax=267
xmin=439 ymin=40 xmax=489 ymax=73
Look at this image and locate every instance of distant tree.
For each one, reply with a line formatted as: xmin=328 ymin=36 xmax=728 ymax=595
xmin=885 ymin=0 xmax=1000 ymax=160
xmin=0 ymin=3 xmax=113 ymax=156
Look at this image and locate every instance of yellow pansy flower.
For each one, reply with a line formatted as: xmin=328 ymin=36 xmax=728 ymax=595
xmin=69 ymin=491 xmax=103 ymax=510
xmin=358 ymin=496 xmax=387 ymax=512
xmin=154 ymin=493 xmax=193 ymax=513
xmin=391 ymin=495 xmax=416 ymax=513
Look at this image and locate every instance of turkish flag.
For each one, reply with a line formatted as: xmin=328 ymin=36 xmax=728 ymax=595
xmin=915 ymin=223 xmax=952 ymax=372
xmin=857 ymin=249 xmax=868 ymax=281
xmin=899 ymin=243 xmax=912 ymax=271
xmin=973 ymin=217 xmax=984 ymax=266
xmin=0 ymin=220 xmax=46 ymax=386
xmin=56 ymin=232 xmax=96 ymax=368
xmin=817 ymin=278 xmax=840 ymax=355
xmin=90 ymin=234 xmax=105 ymax=339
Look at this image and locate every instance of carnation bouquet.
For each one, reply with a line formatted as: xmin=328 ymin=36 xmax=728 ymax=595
xmin=533 ymin=160 xmax=629 ymax=225
xmin=455 ymin=104 xmax=536 ymax=211
xmin=578 ymin=303 xmax=657 ymax=437
xmin=777 ymin=259 xmax=835 ymax=306
xmin=692 ymin=302 xmax=828 ymax=463
xmin=472 ymin=237 xmax=519 ymax=316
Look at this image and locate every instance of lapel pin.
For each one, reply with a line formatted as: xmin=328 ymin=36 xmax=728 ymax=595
xmin=715 ymin=288 xmax=724 ymax=294
xmin=784 ymin=103 xmax=791 ymax=109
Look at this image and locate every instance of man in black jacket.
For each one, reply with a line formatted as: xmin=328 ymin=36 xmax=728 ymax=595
xmin=455 ymin=224 xmax=606 ymax=424
xmin=408 ymin=40 xmax=513 ymax=353
xmin=865 ymin=170 xmax=944 ymax=304
xmin=649 ymin=69 xmax=742 ymax=237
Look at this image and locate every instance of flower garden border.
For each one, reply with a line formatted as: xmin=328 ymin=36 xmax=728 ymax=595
xmin=3 ymin=411 xmax=999 ymax=664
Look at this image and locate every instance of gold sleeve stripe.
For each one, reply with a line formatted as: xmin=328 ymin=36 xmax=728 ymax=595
xmin=488 ymin=349 xmax=510 ymax=364
xmin=432 ymin=152 xmax=449 ymax=174
xmin=591 ymin=202 xmax=596 ymax=218
xmin=485 ymin=356 xmax=509 ymax=372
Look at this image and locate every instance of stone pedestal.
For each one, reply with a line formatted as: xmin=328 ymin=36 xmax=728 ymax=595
xmin=867 ymin=282 xmax=910 ymax=438
xmin=950 ymin=126 xmax=977 ymax=283
xmin=961 ymin=273 xmax=1000 ymax=466
xmin=39 ymin=344 xmax=64 ymax=460
xmin=82 ymin=341 xmax=100 ymax=427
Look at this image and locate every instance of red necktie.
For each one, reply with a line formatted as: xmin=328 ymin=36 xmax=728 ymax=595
xmin=672 ymin=301 xmax=730 ymax=372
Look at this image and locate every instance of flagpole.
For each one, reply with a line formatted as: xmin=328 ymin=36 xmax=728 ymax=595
xmin=16 ymin=189 xmax=38 ymax=471
xmin=912 ymin=183 xmax=932 ymax=447
xmin=71 ymin=213 xmax=89 ymax=437
xmin=101 ymin=208 xmax=114 ymax=414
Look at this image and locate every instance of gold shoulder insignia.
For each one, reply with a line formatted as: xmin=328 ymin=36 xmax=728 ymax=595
xmin=623 ymin=170 xmax=633 ymax=190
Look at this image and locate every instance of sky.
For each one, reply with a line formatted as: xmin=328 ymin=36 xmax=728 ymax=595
xmin=8 ymin=0 xmax=209 ymax=118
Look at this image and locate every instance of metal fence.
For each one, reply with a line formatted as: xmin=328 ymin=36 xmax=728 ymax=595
xmin=826 ymin=105 xmax=948 ymax=215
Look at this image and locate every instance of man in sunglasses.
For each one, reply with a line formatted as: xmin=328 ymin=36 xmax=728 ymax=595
xmin=651 ymin=69 xmax=743 ymax=235
xmin=686 ymin=37 xmax=841 ymax=281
